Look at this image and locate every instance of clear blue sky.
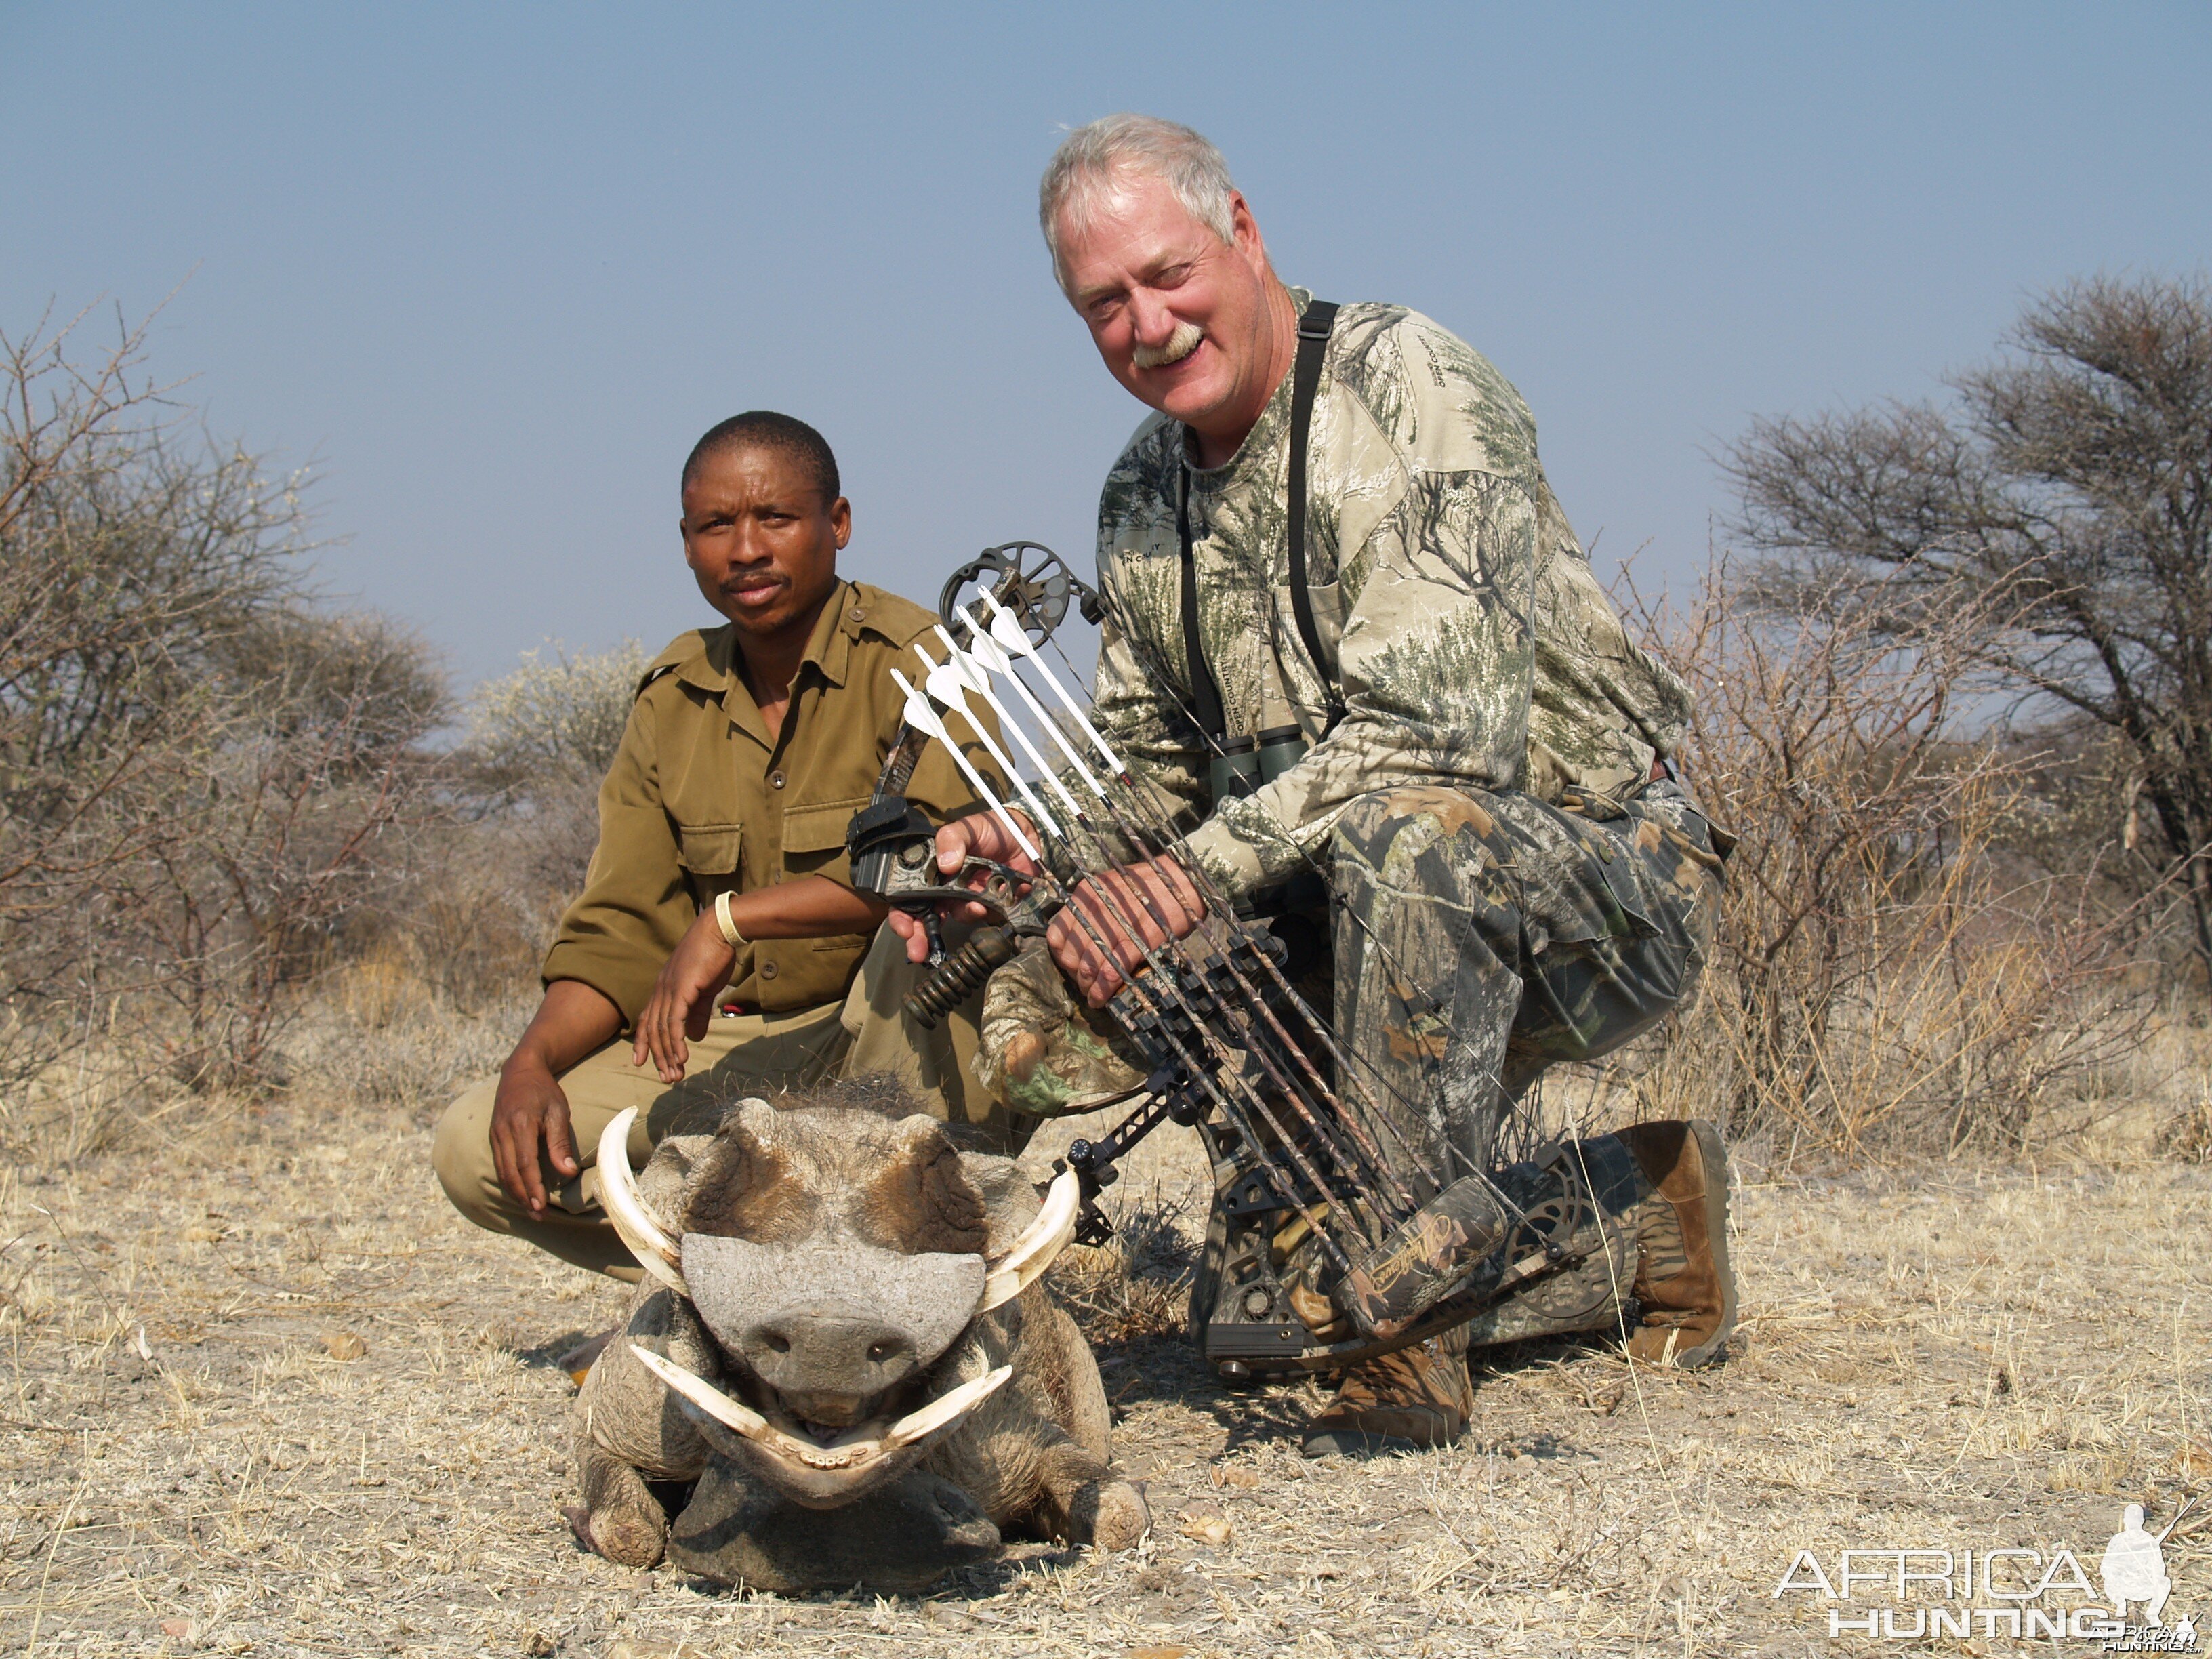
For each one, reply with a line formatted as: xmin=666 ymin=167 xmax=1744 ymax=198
xmin=5 ymin=3 xmax=2207 ymax=691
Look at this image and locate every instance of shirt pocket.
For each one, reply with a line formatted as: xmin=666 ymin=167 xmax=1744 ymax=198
xmin=779 ymin=797 xmax=865 ymax=885
xmin=674 ymin=822 xmax=743 ymax=884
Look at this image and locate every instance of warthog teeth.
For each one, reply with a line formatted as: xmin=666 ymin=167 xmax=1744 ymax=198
xmin=977 ymin=1165 xmax=1081 ymax=1312
xmin=596 ymin=1108 xmax=688 ymax=1296
xmin=628 ymin=1344 xmax=1013 ymax=1473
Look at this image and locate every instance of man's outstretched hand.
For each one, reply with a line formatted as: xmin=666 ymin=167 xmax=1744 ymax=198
xmin=489 ymin=978 xmax=623 ymax=1216
xmin=490 ymin=1059 xmax=579 ymax=1218
xmin=636 ymin=874 xmax=893 ymax=1082
xmin=632 ymin=910 xmax=735 ymax=1083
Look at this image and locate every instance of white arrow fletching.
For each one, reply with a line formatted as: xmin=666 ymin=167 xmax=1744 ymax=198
xmin=980 ymin=592 xmax=1126 ymax=776
xmin=935 ymin=629 xmax=1082 ymax=817
xmin=916 ymin=647 xmax=1061 ymax=838
xmin=964 ymin=622 xmax=1107 ymax=796
xmin=890 ymin=668 xmax=1040 ymax=862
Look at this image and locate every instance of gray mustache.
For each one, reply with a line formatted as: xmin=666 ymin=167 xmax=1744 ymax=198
xmin=1132 ymin=321 xmax=1203 ymax=369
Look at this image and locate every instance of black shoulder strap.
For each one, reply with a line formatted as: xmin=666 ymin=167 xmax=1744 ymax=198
xmin=1286 ymin=300 xmax=1343 ymax=730
xmin=1176 ymin=298 xmax=1343 ymax=744
xmin=1177 ymin=465 xmax=1227 ymax=741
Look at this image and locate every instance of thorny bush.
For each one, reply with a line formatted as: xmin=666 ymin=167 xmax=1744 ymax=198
xmin=1619 ymin=558 xmax=2151 ymax=1157
xmin=0 ymin=308 xmax=447 ymax=1130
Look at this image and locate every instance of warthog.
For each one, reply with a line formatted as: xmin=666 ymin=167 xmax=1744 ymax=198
xmin=569 ymin=1077 xmax=1150 ymax=1591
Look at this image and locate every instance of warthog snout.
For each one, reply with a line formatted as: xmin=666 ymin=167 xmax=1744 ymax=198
xmin=681 ymin=1229 xmax=991 ymax=1434
xmin=738 ymin=1305 xmax=920 ymax=1421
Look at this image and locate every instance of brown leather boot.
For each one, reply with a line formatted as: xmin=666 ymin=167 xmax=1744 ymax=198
xmin=1300 ymin=1338 xmax=1475 ymax=1458
xmin=1616 ymin=1120 xmax=1736 ymax=1368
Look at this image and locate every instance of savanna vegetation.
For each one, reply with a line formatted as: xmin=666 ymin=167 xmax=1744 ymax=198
xmin=5 ymin=278 xmax=2209 ymax=1658
xmin=7 ymin=280 xmax=2209 ymax=1170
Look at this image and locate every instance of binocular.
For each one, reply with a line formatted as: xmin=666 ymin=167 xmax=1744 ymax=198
xmin=1206 ymin=724 xmax=1307 ymax=805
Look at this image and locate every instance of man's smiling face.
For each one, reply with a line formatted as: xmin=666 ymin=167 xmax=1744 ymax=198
xmin=679 ymin=443 xmax=848 ymax=650
xmin=1055 ymin=169 xmax=1282 ymax=449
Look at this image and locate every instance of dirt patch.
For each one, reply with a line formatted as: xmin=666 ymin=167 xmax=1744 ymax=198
xmin=3 ymin=1097 xmax=2209 ymax=1656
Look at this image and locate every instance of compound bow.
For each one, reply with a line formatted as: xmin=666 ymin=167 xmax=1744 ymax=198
xmin=848 ymin=542 xmax=1598 ymax=1377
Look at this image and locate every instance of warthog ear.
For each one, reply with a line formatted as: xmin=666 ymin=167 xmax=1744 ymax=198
xmin=682 ymin=1097 xmax=811 ymax=1242
xmin=640 ymin=1131 xmax=714 ymax=1225
xmin=860 ymin=1115 xmax=988 ymax=1255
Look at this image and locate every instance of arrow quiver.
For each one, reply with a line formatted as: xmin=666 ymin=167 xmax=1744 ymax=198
xmin=848 ymin=539 xmax=1607 ymax=1376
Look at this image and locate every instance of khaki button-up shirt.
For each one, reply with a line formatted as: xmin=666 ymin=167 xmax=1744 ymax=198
xmin=541 ymin=580 xmax=997 ymax=1022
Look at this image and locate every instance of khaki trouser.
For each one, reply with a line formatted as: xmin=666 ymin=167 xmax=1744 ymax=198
xmin=432 ymin=926 xmax=1019 ymax=1277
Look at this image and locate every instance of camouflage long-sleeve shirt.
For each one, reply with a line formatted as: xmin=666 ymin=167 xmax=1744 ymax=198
xmin=1090 ymin=290 xmax=1694 ymax=901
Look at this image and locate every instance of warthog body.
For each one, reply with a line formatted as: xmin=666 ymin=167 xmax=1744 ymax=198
xmin=570 ymin=1080 xmax=1149 ymax=1591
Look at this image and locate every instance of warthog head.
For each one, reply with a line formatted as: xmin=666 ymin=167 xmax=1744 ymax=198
xmin=597 ymin=1080 xmax=1078 ymax=1508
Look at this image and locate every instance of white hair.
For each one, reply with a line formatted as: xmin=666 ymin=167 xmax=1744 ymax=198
xmin=1038 ymin=115 xmax=1240 ymax=293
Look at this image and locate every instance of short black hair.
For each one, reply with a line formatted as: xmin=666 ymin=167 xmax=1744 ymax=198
xmin=681 ymin=410 xmax=840 ymax=504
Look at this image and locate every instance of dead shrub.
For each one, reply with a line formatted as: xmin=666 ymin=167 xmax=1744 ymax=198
xmin=1053 ymin=1180 xmax=1200 ymax=1346
xmin=0 ymin=308 xmax=450 ymax=1148
xmin=1620 ymin=558 xmax=2150 ymax=1158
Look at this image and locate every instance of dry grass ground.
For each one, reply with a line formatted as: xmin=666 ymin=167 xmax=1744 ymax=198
xmin=4 ymin=1027 xmax=2210 ymax=1658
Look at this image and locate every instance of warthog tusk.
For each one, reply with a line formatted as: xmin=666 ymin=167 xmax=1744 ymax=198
xmin=628 ymin=1344 xmax=1013 ymax=1472
xmin=596 ymin=1108 xmax=687 ymax=1295
xmin=978 ymin=1165 xmax=1080 ymax=1313
xmin=880 ymin=1364 xmax=1014 ymax=1448
xmin=628 ymin=1343 xmax=771 ymax=1438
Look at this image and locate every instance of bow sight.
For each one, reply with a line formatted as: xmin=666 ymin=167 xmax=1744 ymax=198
xmin=846 ymin=542 xmax=1590 ymax=1378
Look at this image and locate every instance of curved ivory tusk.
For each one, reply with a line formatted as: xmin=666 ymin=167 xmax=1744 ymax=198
xmin=596 ymin=1108 xmax=687 ymax=1295
xmin=883 ymin=1364 xmax=1015 ymax=1449
xmin=629 ymin=1344 xmax=1012 ymax=1472
xmin=979 ymin=1165 xmax=1082 ymax=1312
xmin=628 ymin=1343 xmax=771 ymax=1439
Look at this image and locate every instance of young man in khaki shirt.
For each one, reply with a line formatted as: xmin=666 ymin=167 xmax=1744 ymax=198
xmin=434 ymin=412 xmax=1007 ymax=1279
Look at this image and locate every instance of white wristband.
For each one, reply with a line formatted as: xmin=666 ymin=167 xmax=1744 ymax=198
xmin=712 ymin=890 xmax=748 ymax=949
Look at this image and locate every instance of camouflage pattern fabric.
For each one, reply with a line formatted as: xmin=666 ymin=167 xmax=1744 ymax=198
xmin=976 ymin=938 xmax=1147 ymax=1118
xmin=1086 ymin=289 xmax=1695 ymax=905
xmin=1268 ymin=779 xmax=1723 ymax=1352
xmin=1330 ymin=779 xmax=1725 ymax=1175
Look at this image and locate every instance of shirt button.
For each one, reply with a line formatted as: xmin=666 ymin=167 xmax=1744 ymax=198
xmin=848 ymin=606 xmax=866 ymax=623
xmin=759 ymin=960 xmax=779 ymax=980
xmin=770 ymin=769 xmax=785 ymax=790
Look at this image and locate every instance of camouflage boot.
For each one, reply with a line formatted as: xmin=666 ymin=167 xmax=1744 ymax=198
xmin=1446 ymin=1124 xmax=1735 ymax=1368
xmin=1448 ymin=1134 xmax=1645 ymax=1350
xmin=1615 ymin=1120 xmax=1736 ymax=1368
xmin=1300 ymin=1336 xmax=1475 ymax=1458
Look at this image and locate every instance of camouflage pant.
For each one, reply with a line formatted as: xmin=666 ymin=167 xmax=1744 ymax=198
xmin=1329 ymin=779 xmax=1725 ymax=1179
xmin=979 ymin=781 xmax=1725 ymax=1136
xmin=1181 ymin=781 xmax=1727 ymax=1360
